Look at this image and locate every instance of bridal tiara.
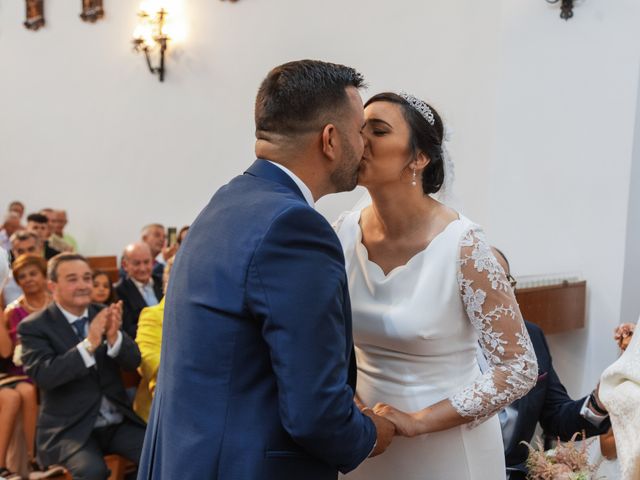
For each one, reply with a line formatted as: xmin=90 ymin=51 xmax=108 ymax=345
xmin=399 ymin=92 xmax=435 ymax=127
xmin=398 ymin=91 xmax=456 ymax=207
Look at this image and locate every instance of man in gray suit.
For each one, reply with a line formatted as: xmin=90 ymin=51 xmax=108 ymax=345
xmin=19 ymin=253 xmax=146 ymax=480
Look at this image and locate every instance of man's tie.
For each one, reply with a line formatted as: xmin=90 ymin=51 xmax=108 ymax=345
xmin=142 ymin=283 xmax=159 ymax=306
xmin=72 ymin=317 xmax=88 ymax=340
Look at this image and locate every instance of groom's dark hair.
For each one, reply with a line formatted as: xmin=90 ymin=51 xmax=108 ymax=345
xmin=255 ymin=59 xmax=365 ymax=137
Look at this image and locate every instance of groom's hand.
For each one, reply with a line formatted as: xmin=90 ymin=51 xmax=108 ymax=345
xmin=373 ymin=403 xmax=425 ymax=438
xmin=362 ymin=408 xmax=395 ymax=457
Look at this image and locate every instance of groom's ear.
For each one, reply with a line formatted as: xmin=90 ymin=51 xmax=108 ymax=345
xmin=320 ymin=123 xmax=338 ymax=160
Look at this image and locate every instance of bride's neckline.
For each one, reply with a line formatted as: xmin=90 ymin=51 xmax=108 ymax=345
xmin=355 ymin=209 xmax=462 ymax=280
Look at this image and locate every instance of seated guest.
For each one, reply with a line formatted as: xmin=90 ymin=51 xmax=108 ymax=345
xmin=39 ymin=209 xmax=72 ymax=254
xmin=25 ymin=214 xmax=59 ymax=260
xmin=598 ymin=323 xmax=634 ymax=465
xmin=0 ymin=247 xmax=21 ymax=480
xmin=53 ymin=210 xmax=77 ymax=252
xmin=599 ymin=319 xmax=639 ymax=479
xmin=48 ymin=210 xmax=76 ymax=253
xmin=0 ymin=250 xmax=61 ymax=479
xmin=490 ymin=248 xmax=611 ymax=480
xmin=141 ymin=224 xmax=176 ymax=278
xmin=134 ymin=256 xmax=174 ymax=422
xmin=177 ymin=226 xmax=190 ymax=246
xmin=0 ymin=247 xmax=8 ymax=286
xmin=115 ymin=243 xmax=162 ymax=338
xmin=18 ymin=253 xmax=146 ymax=480
xmin=8 ymin=232 xmax=40 ymax=262
xmin=0 ymin=398 xmax=23 ymax=480
xmin=3 ymin=232 xmax=44 ymax=307
xmin=0 ymin=213 xmax=22 ymax=252
xmin=7 ymin=203 xmax=24 ymax=222
xmin=91 ymin=271 xmax=117 ymax=305
xmin=0 ymin=309 xmax=24 ymax=480
xmin=1 ymin=254 xmax=59 ymax=478
xmin=4 ymin=254 xmax=52 ymax=375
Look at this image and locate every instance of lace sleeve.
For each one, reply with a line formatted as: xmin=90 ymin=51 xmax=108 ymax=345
xmin=450 ymin=227 xmax=538 ymax=424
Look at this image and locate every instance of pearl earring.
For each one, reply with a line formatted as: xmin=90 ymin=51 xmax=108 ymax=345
xmin=411 ymin=166 xmax=417 ymax=186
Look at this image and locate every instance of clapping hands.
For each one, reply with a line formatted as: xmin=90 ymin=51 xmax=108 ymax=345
xmin=105 ymin=301 xmax=123 ymax=345
xmin=87 ymin=301 xmax=124 ymax=350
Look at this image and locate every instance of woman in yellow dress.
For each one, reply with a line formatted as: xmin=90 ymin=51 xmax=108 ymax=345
xmin=134 ymin=256 xmax=174 ymax=422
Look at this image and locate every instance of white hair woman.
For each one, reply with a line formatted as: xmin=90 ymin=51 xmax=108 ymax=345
xmin=600 ymin=316 xmax=640 ymax=480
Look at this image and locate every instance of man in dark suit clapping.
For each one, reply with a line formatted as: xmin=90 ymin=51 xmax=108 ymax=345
xmin=19 ymin=253 xmax=145 ymax=480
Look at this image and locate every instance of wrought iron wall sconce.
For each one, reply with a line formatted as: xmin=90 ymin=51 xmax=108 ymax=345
xmin=132 ymin=8 xmax=169 ymax=82
xmin=24 ymin=0 xmax=45 ymax=31
xmin=80 ymin=0 xmax=105 ymax=23
xmin=546 ymin=0 xmax=575 ymax=20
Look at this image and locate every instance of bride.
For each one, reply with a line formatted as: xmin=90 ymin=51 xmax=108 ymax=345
xmin=335 ymin=92 xmax=538 ymax=479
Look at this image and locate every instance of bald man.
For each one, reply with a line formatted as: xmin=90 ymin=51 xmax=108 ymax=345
xmin=115 ymin=242 xmax=163 ymax=338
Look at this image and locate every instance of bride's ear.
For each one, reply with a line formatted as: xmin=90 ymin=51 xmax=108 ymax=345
xmin=414 ymin=151 xmax=430 ymax=171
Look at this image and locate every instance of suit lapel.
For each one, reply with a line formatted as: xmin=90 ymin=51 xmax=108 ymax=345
xmin=48 ymin=304 xmax=85 ymax=349
xmin=153 ymin=277 xmax=163 ymax=302
xmin=125 ymin=278 xmax=147 ymax=311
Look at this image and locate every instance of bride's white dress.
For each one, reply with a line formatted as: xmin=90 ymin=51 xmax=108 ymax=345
xmin=336 ymin=210 xmax=538 ymax=480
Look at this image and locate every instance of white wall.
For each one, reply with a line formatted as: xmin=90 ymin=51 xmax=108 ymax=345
xmin=620 ymin=71 xmax=640 ymax=328
xmin=0 ymin=0 xmax=501 ymax=253
xmin=487 ymin=0 xmax=640 ymax=394
xmin=1 ymin=0 xmax=639 ymax=395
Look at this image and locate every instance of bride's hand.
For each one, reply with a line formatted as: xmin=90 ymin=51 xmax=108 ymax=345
xmin=372 ymin=403 xmax=425 ymax=438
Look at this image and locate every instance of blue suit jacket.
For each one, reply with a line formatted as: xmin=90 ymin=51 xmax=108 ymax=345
xmin=137 ymin=160 xmax=376 ymax=480
xmin=505 ymin=321 xmax=611 ymax=477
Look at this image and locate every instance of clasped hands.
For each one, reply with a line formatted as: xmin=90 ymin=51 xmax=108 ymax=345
xmin=86 ymin=301 xmax=123 ymax=351
xmin=358 ymin=396 xmax=426 ymax=458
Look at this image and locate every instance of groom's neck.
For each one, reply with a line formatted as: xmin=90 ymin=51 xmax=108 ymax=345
xmin=255 ymin=139 xmax=328 ymax=201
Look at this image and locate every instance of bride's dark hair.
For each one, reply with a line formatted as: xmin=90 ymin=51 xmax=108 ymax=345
xmin=364 ymin=92 xmax=445 ymax=195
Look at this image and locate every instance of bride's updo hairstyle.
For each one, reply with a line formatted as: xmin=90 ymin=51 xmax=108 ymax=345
xmin=364 ymin=92 xmax=445 ymax=195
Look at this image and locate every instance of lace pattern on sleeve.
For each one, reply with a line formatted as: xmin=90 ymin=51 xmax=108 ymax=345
xmin=449 ymin=227 xmax=538 ymax=425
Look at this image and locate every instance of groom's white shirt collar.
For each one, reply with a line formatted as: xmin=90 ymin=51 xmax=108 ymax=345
xmin=267 ymin=161 xmax=315 ymax=208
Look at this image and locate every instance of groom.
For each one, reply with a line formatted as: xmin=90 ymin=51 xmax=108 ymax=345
xmin=137 ymin=60 xmax=395 ymax=480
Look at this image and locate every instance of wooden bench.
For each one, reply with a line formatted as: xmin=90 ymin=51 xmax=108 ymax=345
xmin=86 ymin=256 xmax=119 ymax=284
xmin=104 ymin=455 xmax=136 ymax=480
xmin=515 ymin=280 xmax=587 ymax=334
xmin=60 ymin=455 xmax=136 ymax=480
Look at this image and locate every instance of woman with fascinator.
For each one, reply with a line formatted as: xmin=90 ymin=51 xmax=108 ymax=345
xmin=335 ymin=93 xmax=538 ymax=479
